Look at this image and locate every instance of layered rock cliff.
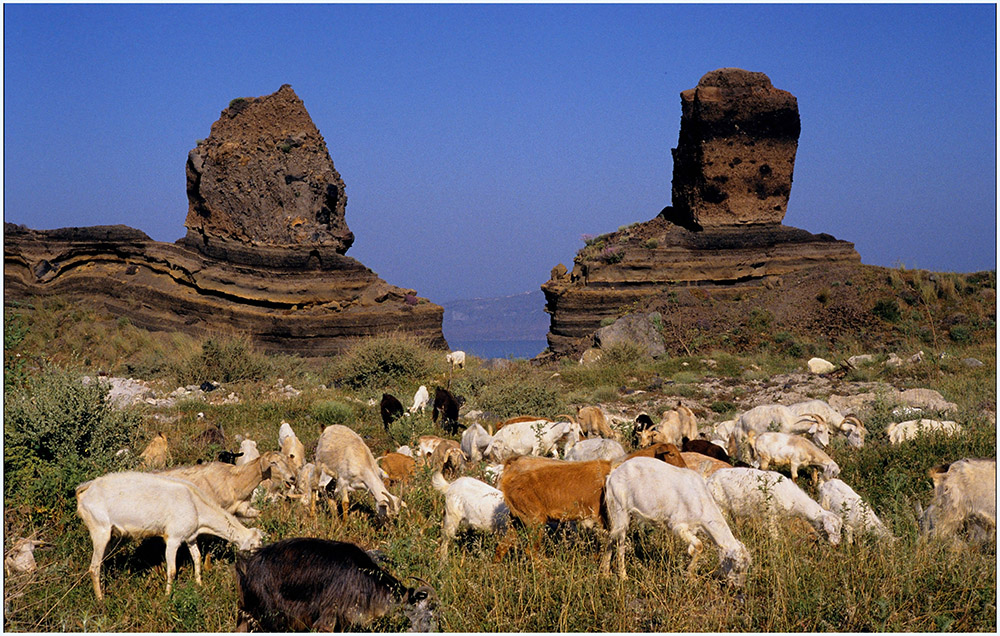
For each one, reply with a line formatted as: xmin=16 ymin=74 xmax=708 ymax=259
xmin=542 ymin=68 xmax=861 ymax=358
xmin=4 ymin=86 xmax=446 ymax=355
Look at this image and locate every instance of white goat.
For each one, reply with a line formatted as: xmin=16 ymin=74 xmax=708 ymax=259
xmin=737 ymin=404 xmax=831 ymax=449
xmin=601 ymin=457 xmax=752 ymax=586
xmin=277 ymin=421 xmax=306 ymax=473
xmin=315 ymin=425 xmax=404 ymax=519
xmin=638 ymin=406 xmax=698 ymax=447
xmin=818 ymin=478 xmax=892 ymax=543
xmin=707 ymin=467 xmax=842 ymax=545
xmin=886 ymin=419 xmax=963 ymax=445
xmin=75 ymin=471 xmax=263 ymax=600
xmin=461 ymin=422 xmax=493 ymax=462
xmin=160 ymin=451 xmax=295 ymax=518
xmin=788 ymin=400 xmax=866 ymax=448
xmin=918 ymin=458 xmax=996 ymax=544
xmin=235 ymin=439 xmax=260 ymax=466
xmin=409 ymin=385 xmax=430 ymax=414
xmin=747 ymin=431 xmax=840 ymax=484
xmin=431 ymin=471 xmax=509 ymax=560
xmin=484 ymin=420 xmax=581 ymax=462
xmin=564 ymin=438 xmax=626 ymax=462
xmin=446 ymin=351 xmax=466 ymax=369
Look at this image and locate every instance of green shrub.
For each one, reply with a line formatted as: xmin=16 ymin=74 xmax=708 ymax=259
xmin=644 ymin=238 xmax=659 ymax=249
xmin=331 ymin=334 xmax=438 ymax=391
xmin=4 ymin=365 xmax=141 ymax=519
xmin=174 ymin=335 xmax=271 ymax=385
xmin=948 ymin=325 xmax=973 ymax=343
xmin=5 ymin=311 xmax=30 ymax=389
xmin=311 ymin=400 xmax=356 ymax=427
xmin=872 ymin=299 xmax=902 ymax=323
xmin=475 ymin=366 xmax=563 ymax=419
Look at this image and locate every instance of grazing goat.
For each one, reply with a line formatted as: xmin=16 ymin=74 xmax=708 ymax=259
xmin=277 ymin=421 xmax=307 ymax=474
xmin=432 ymin=387 xmax=463 ymax=435
xmin=461 ymin=422 xmax=493 ymax=462
xmin=565 ymin=438 xmax=627 ymax=462
xmin=788 ymin=400 xmax=867 ymax=448
xmin=747 ymin=430 xmax=840 ymax=484
xmin=376 ymin=452 xmax=417 ymax=488
xmin=4 ymin=537 xmax=45 ymax=575
xmin=496 ymin=415 xmax=556 ymax=431
xmin=290 ymin=462 xmax=322 ymax=516
xmin=706 ymin=467 xmax=842 ymax=545
xmin=139 ymin=432 xmax=171 ymax=470
xmin=601 ymin=457 xmax=752 ymax=586
xmin=633 ymin=413 xmax=657 ymax=445
xmin=160 ymin=451 xmax=295 ymax=518
xmin=409 ymin=385 xmax=430 ymax=414
xmin=886 ymin=419 xmax=963 ymax=445
xmin=918 ymin=458 xmax=996 ymax=545
xmin=380 ymin=393 xmax=406 ymax=432
xmin=576 ymin=405 xmax=619 ymax=439
xmin=416 ymin=435 xmax=448 ymax=464
xmin=620 ymin=443 xmax=687 ymax=469
xmin=234 ymin=439 xmax=260 ymax=466
xmin=638 ymin=406 xmax=698 ymax=448
xmin=737 ymin=404 xmax=831 ymax=449
xmin=315 ymin=425 xmax=403 ymax=520
xmin=235 ymin=537 xmax=437 ymax=632
xmin=484 ymin=419 xmax=581 ymax=462
xmin=76 ymin=471 xmax=263 ymax=600
xmin=680 ymin=452 xmax=733 ymax=478
xmin=818 ymin=478 xmax=892 ymax=543
xmin=445 ymin=350 xmax=466 ymax=369
xmin=428 ymin=439 xmax=466 ymax=479
xmin=682 ymin=437 xmax=732 ymax=463
xmin=432 ymin=472 xmax=509 ymax=560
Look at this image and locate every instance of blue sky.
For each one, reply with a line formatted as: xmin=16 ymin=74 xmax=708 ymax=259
xmin=4 ymin=3 xmax=996 ymax=303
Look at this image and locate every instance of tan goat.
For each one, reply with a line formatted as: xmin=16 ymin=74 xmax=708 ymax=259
xmin=158 ymin=451 xmax=295 ymax=518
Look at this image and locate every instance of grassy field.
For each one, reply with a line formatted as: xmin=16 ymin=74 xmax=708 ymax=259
xmin=3 ymin=283 xmax=996 ymax=632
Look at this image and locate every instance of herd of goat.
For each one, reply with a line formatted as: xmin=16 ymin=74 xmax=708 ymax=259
xmin=74 ymin=353 xmax=996 ymax=631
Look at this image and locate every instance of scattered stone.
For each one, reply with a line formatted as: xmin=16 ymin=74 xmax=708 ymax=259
xmin=579 ymin=348 xmax=603 ymax=365
xmin=884 ymin=353 xmax=903 ymax=368
xmin=898 ymin=388 xmax=958 ymax=413
xmin=807 ymin=358 xmax=836 ymax=374
xmin=847 ymin=354 xmax=875 ymax=367
xmin=81 ymin=375 xmax=155 ymax=409
xmin=962 ymin=358 xmax=984 ymax=368
xmin=909 ymin=350 xmax=925 ymax=364
xmin=594 ymin=313 xmax=666 ymax=358
xmin=700 ymin=359 xmax=718 ymax=368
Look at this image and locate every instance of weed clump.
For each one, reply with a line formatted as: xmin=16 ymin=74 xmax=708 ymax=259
xmin=175 ymin=335 xmax=271 ymax=385
xmin=4 ymin=365 xmax=141 ymax=520
xmin=330 ymin=334 xmax=440 ymax=391
xmin=311 ymin=400 xmax=357 ymax=427
xmin=474 ymin=365 xmax=563 ymax=419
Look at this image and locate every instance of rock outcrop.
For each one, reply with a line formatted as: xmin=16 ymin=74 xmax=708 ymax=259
xmin=4 ymin=86 xmax=446 ymax=355
xmin=542 ymin=68 xmax=861 ymax=358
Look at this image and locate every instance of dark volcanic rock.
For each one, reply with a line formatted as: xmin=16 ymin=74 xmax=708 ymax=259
xmin=4 ymin=86 xmax=447 ymax=355
xmin=185 ymin=85 xmax=354 ymax=253
xmin=667 ymin=68 xmax=800 ymax=229
xmin=541 ymin=68 xmax=859 ymax=358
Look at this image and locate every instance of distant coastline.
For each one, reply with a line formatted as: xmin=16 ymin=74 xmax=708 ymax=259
xmin=447 ymin=339 xmax=547 ymax=360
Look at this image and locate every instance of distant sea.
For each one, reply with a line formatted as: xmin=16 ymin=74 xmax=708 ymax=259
xmin=447 ymin=339 xmax=548 ymax=360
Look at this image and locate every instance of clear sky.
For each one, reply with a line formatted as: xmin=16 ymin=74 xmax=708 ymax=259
xmin=4 ymin=3 xmax=996 ymax=304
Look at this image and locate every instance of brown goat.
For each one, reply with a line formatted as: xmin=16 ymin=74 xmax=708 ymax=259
xmin=576 ymin=406 xmax=618 ymax=440
xmin=376 ymin=453 xmax=417 ymax=488
xmin=495 ymin=415 xmax=553 ymax=432
xmin=427 ymin=440 xmax=466 ymax=480
xmin=622 ymin=443 xmax=687 ymax=469
xmin=681 ymin=437 xmax=731 ymax=464
xmin=680 ymin=452 xmax=733 ymax=478
xmin=139 ymin=432 xmax=171 ymax=470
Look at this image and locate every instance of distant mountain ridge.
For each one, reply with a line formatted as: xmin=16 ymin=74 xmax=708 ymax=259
xmin=441 ymin=290 xmax=549 ymax=342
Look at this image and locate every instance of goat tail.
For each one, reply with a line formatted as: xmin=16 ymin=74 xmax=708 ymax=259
xmin=431 ymin=471 xmax=450 ymax=493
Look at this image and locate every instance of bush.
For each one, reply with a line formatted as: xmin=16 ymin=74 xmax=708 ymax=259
xmin=310 ymin=400 xmax=357 ymax=427
xmin=949 ymin=325 xmax=973 ymax=343
xmin=174 ymin=335 xmax=271 ymax=385
xmin=872 ymin=299 xmax=902 ymax=323
xmin=330 ymin=334 xmax=439 ymax=391
xmin=475 ymin=365 xmax=563 ymax=419
xmin=4 ymin=365 xmax=142 ymax=519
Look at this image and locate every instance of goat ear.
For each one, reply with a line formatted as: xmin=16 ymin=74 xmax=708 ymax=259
xmin=808 ymin=423 xmax=818 ymax=435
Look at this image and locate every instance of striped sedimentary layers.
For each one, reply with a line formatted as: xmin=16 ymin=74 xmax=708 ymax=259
xmin=4 ymin=223 xmax=446 ymax=355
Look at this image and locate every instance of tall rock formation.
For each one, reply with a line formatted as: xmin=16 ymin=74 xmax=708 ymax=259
xmin=5 ymin=86 xmax=447 ymax=355
xmin=541 ymin=68 xmax=861 ymax=358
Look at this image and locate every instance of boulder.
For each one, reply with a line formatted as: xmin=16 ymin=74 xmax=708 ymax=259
xmin=667 ymin=68 xmax=800 ymax=229
xmin=594 ymin=313 xmax=666 ymax=358
xmin=847 ymin=354 xmax=875 ymax=367
xmin=807 ymin=357 xmax=836 ymax=374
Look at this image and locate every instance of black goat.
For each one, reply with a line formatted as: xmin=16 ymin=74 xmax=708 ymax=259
xmin=633 ymin=413 xmax=656 ymax=445
xmin=218 ymin=450 xmax=244 ymax=465
xmin=432 ymin=387 xmax=463 ymax=435
xmin=681 ymin=437 xmax=732 ymax=464
xmin=235 ymin=537 xmax=437 ymax=632
xmin=380 ymin=393 xmax=406 ymax=432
